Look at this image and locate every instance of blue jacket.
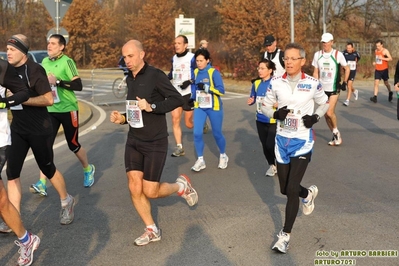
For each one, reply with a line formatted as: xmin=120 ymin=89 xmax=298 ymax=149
xmin=249 ymin=78 xmax=276 ymax=124
xmin=193 ymin=64 xmax=225 ymax=111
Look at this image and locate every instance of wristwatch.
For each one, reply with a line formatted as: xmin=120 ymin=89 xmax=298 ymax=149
xmin=56 ymin=80 xmax=60 ymax=85
xmin=151 ymin=103 xmax=156 ymax=111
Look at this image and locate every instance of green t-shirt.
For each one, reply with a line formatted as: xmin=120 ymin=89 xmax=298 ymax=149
xmin=42 ymin=54 xmax=79 ymax=113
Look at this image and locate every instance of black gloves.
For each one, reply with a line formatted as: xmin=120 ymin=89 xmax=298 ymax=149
xmin=197 ymin=83 xmax=205 ymax=90
xmin=273 ymin=106 xmax=290 ymax=120
xmin=0 ymin=95 xmax=9 ymax=109
xmin=302 ymin=114 xmax=320 ymax=128
xmin=180 ymin=80 xmax=192 ymax=90
xmin=340 ymin=81 xmax=347 ymax=91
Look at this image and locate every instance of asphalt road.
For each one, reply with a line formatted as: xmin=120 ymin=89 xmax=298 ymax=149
xmin=0 ymin=76 xmax=398 ymax=266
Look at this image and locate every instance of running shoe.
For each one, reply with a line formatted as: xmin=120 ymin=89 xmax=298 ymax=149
xmin=191 ymin=159 xmax=206 ymax=172
xmin=60 ymin=196 xmax=75 ymax=225
xmin=218 ymin=155 xmax=229 ymax=169
xmin=0 ymin=221 xmax=12 ymax=233
xmin=389 ymin=91 xmax=393 ymax=102
xmin=171 ymin=146 xmax=185 ymax=157
xmin=272 ymin=230 xmax=290 ymax=253
xmin=370 ymin=96 xmax=377 ymax=103
xmin=134 ymin=228 xmax=162 ymax=246
xmin=29 ymin=180 xmax=47 ymax=197
xmin=203 ymin=121 xmax=209 ymax=134
xmin=176 ymin=174 xmax=198 ymax=206
xmin=302 ymin=185 xmax=318 ymax=215
xmin=353 ymin=89 xmax=359 ymax=101
xmin=343 ymin=100 xmax=349 ymax=106
xmin=328 ymin=132 xmax=342 ymax=146
xmin=15 ymin=233 xmax=40 ymax=266
xmin=265 ymin=165 xmax=277 ymax=176
xmin=83 ymin=164 xmax=95 ymax=188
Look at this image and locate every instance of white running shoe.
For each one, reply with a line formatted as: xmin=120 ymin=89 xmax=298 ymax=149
xmin=302 ymin=185 xmax=318 ymax=215
xmin=265 ymin=165 xmax=277 ymax=176
xmin=328 ymin=132 xmax=342 ymax=146
xmin=353 ymin=89 xmax=359 ymax=101
xmin=176 ymin=174 xmax=198 ymax=206
xmin=272 ymin=230 xmax=290 ymax=253
xmin=218 ymin=155 xmax=229 ymax=169
xmin=191 ymin=159 xmax=206 ymax=172
xmin=134 ymin=228 xmax=162 ymax=246
xmin=15 ymin=233 xmax=40 ymax=266
xmin=343 ymin=100 xmax=349 ymax=106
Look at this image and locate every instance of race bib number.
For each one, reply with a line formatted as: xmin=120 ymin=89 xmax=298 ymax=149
xmin=376 ymin=56 xmax=382 ymax=64
xmin=51 ymin=85 xmax=60 ymax=103
xmin=196 ymin=90 xmax=212 ymax=108
xmin=172 ymin=68 xmax=182 ymax=86
xmin=320 ymin=69 xmax=333 ymax=83
xmin=348 ymin=61 xmax=356 ymax=70
xmin=280 ymin=111 xmax=300 ymax=133
xmin=126 ymin=100 xmax=144 ymax=128
xmin=256 ymin=96 xmax=264 ymax=113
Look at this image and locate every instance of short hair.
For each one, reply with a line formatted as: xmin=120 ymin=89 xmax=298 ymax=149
xmin=347 ymin=42 xmax=354 ymax=47
xmin=375 ymin=39 xmax=383 ymax=45
xmin=49 ymin=34 xmax=67 ymax=50
xmin=285 ymin=43 xmax=306 ymax=58
xmin=258 ymin=58 xmax=276 ymax=72
xmin=176 ymin=35 xmax=188 ymax=44
xmin=194 ymin=49 xmax=211 ymax=60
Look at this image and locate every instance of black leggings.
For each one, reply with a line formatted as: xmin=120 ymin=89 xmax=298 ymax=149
xmin=256 ymin=121 xmax=276 ymax=165
xmin=277 ymin=152 xmax=311 ymax=233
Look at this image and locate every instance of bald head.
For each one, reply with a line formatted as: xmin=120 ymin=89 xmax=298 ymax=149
xmin=122 ymin=40 xmax=145 ymax=75
xmin=123 ymin=40 xmax=143 ymax=52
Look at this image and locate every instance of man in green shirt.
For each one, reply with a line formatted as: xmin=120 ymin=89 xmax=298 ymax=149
xmin=30 ymin=34 xmax=95 ymax=197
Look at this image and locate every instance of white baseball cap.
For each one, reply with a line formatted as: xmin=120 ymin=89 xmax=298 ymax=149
xmin=321 ymin=33 xmax=334 ymax=42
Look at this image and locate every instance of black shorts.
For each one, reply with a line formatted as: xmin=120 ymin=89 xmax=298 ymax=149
xmin=182 ymin=94 xmax=193 ymax=111
xmin=325 ymin=91 xmax=339 ymax=98
xmin=6 ymin=132 xmax=56 ymax=180
xmin=375 ymin=69 xmax=389 ymax=81
xmin=124 ymin=137 xmax=168 ymax=182
xmin=348 ymin=70 xmax=357 ymax=81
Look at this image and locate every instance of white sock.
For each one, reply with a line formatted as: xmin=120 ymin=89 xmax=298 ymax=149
xmin=220 ymin=153 xmax=227 ymax=158
xmin=198 ymin=156 xmax=204 ymax=161
xmin=177 ymin=144 xmax=182 ymax=149
xmin=332 ymin=128 xmax=339 ymax=134
xmin=177 ymin=182 xmax=184 ymax=194
xmin=61 ymin=194 xmax=71 ymax=208
xmin=146 ymin=224 xmax=158 ymax=234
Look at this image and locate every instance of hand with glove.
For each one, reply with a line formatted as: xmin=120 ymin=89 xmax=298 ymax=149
xmin=273 ymin=106 xmax=290 ymax=121
xmin=180 ymin=80 xmax=192 ymax=90
xmin=197 ymin=83 xmax=205 ymax=90
xmin=0 ymin=95 xmax=9 ymax=109
xmin=302 ymin=114 xmax=320 ymax=128
xmin=340 ymin=81 xmax=347 ymax=91
xmin=188 ymin=98 xmax=195 ymax=108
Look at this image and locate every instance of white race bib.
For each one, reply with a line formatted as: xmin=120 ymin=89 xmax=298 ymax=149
xmin=51 ymin=85 xmax=60 ymax=103
xmin=196 ymin=90 xmax=212 ymax=108
xmin=348 ymin=61 xmax=356 ymax=70
xmin=280 ymin=110 xmax=300 ymax=133
xmin=126 ymin=100 xmax=143 ymax=128
xmin=256 ymin=96 xmax=264 ymax=113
